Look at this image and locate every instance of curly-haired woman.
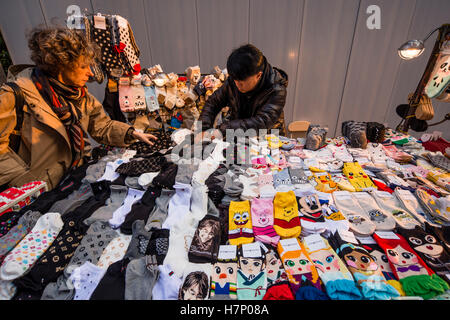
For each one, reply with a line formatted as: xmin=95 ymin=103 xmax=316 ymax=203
xmin=0 ymin=26 xmax=156 ymax=190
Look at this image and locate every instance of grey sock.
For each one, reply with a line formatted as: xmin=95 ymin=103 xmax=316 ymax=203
xmin=124 ymin=255 xmax=159 ymax=300
xmin=84 ymin=185 xmax=128 ymax=225
xmin=175 ymin=163 xmax=198 ymax=185
xmin=48 ymin=181 xmax=94 ymax=216
xmin=64 ymin=221 xmax=118 ymax=278
xmin=41 ymin=273 xmax=74 ymax=300
xmin=125 ymin=176 xmax=142 ymax=190
xmin=82 ymin=161 xmax=108 ymax=184
xmin=124 ymin=220 xmax=152 ymax=260
xmin=144 ymin=189 xmax=175 ymax=231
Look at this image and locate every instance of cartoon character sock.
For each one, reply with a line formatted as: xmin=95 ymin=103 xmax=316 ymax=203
xmin=301 ymin=235 xmax=362 ymax=300
xmin=352 ymin=192 xmax=396 ymax=231
xmin=251 ymin=198 xmax=280 ymax=246
xmin=358 ymin=241 xmax=405 ymax=296
xmin=297 ymin=194 xmax=328 ymax=237
xmin=277 ymin=238 xmax=329 ymax=300
xmin=369 ymin=190 xmax=421 ymax=229
xmin=273 ymin=169 xmax=293 ymax=192
xmin=373 ymin=232 xmax=449 ymax=299
xmin=397 ymin=226 xmax=450 ymax=285
xmin=329 ymin=231 xmax=400 ymax=300
xmin=228 ymin=200 xmax=254 ymax=246
xmin=311 ymin=172 xmax=339 ymax=193
xmin=118 ymin=85 xmax=135 ymax=113
xmin=342 ymin=162 xmax=376 ymax=191
xmin=144 ymin=85 xmax=160 ymax=112
xmin=236 ymin=243 xmax=267 ymax=300
xmin=394 ymin=188 xmax=434 ymax=227
xmin=273 ymin=191 xmax=301 ymax=239
xmin=332 ymin=191 xmax=376 ymax=236
xmin=209 ymin=245 xmax=238 ymax=300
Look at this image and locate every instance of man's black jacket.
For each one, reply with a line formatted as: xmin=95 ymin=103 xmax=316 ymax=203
xmin=199 ymin=57 xmax=288 ymax=136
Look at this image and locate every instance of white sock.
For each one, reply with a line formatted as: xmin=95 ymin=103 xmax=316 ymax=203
xmin=98 ymin=158 xmax=130 ymax=182
xmin=138 ymin=172 xmax=160 ymax=189
xmin=239 ymin=175 xmax=259 ymax=200
xmin=0 ymin=212 xmax=63 ymax=280
xmin=96 ymin=234 xmax=132 ymax=270
xmin=394 ymin=188 xmax=430 ymax=226
xmin=192 ymin=157 xmax=220 ymax=185
xmin=327 ymin=144 xmax=353 ymax=162
xmin=369 ymin=190 xmax=421 ymax=229
xmin=163 ymin=183 xmax=193 ymax=229
xmin=70 ymin=261 xmax=106 ymax=300
xmin=152 ymin=264 xmax=183 ymax=300
xmin=332 ymin=191 xmax=376 ymax=236
xmin=352 ymin=192 xmax=396 ymax=231
xmin=109 ymin=188 xmax=145 ymax=229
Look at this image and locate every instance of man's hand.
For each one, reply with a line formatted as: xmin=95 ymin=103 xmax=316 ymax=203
xmin=132 ymin=131 xmax=157 ymax=145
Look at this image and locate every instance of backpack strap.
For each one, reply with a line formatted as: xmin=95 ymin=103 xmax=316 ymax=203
xmin=3 ymin=82 xmax=25 ymax=153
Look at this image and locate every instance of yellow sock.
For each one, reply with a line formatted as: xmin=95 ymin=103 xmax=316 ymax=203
xmin=228 ymin=200 xmax=254 ymax=246
xmin=342 ymin=162 xmax=375 ymax=191
xmin=273 ymin=191 xmax=301 ymax=239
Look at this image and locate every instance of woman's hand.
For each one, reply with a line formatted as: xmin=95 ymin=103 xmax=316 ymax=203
xmin=132 ymin=130 xmax=157 ymax=145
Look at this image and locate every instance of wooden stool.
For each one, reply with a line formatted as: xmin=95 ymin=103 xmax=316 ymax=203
xmin=288 ymin=121 xmax=310 ymax=139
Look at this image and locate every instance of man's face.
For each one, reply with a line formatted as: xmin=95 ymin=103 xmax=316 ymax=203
xmin=233 ymin=71 xmax=262 ymax=93
xmin=59 ymin=57 xmax=94 ymax=87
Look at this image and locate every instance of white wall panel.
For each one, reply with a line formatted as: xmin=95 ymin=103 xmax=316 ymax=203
xmin=249 ymin=0 xmax=305 ymax=126
xmin=336 ymin=0 xmax=416 ymax=136
xmin=196 ymin=0 xmax=249 ymax=73
xmin=293 ymin=0 xmax=359 ymax=136
xmin=0 ymin=0 xmax=46 ymax=65
xmin=143 ymin=0 xmax=199 ymax=73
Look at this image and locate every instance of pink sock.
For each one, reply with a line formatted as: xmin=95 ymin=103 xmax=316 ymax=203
xmin=119 ymin=85 xmax=135 ymax=113
xmin=251 ymin=198 xmax=280 ymax=246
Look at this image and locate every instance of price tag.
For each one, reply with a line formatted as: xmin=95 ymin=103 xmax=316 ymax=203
xmin=338 ymin=229 xmax=358 ymax=244
xmin=397 ymin=189 xmax=416 ymax=201
xmin=303 ymin=234 xmax=326 ymax=251
xmin=279 ymin=238 xmax=301 ymax=252
xmin=218 ymin=245 xmax=237 ymax=260
xmin=356 ymin=236 xmax=377 ymax=244
xmin=93 ymin=14 xmax=106 ymax=30
xmin=375 ymin=231 xmax=400 ymax=240
xmin=242 ymin=242 xmax=263 ymax=258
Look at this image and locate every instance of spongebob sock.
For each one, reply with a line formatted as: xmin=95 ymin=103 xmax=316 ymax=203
xmin=228 ymin=200 xmax=254 ymax=246
xmin=273 ymin=191 xmax=301 ymax=239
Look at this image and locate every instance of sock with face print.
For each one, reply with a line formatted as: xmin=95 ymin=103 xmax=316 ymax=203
xmin=262 ymin=246 xmax=294 ymax=300
xmin=236 ymin=243 xmax=267 ymax=300
xmin=373 ymin=231 xmax=449 ymax=299
xmin=273 ymin=191 xmax=301 ymax=239
xmin=301 ymin=235 xmax=362 ymax=300
xmin=397 ymin=226 xmax=450 ymax=285
xmin=359 ymin=240 xmax=405 ymax=296
xmin=210 ymin=245 xmax=238 ymax=300
xmin=178 ymin=263 xmax=211 ymax=300
xmin=228 ymin=200 xmax=254 ymax=246
xmin=251 ymin=198 xmax=280 ymax=247
xmin=188 ymin=215 xmax=221 ymax=263
xmin=277 ymin=238 xmax=329 ymax=300
xmin=328 ymin=231 xmax=400 ymax=300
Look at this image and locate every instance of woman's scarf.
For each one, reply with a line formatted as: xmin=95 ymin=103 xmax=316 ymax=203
xmin=31 ymin=67 xmax=91 ymax=167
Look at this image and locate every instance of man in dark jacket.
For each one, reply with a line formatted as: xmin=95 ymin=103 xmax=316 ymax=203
xmin=199 ymin=44 xmax=288 ymax=139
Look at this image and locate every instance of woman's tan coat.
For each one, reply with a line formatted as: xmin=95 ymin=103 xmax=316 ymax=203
xmin=0 ymin=66 xmax=131 ymax=190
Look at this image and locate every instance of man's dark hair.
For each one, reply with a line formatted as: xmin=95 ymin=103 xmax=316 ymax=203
xmin=226 ymin=44 xmax=264 ymax=81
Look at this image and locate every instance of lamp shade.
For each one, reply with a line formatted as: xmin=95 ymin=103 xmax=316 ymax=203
xmin=398 ymin=40 xmax=425 ymax=60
